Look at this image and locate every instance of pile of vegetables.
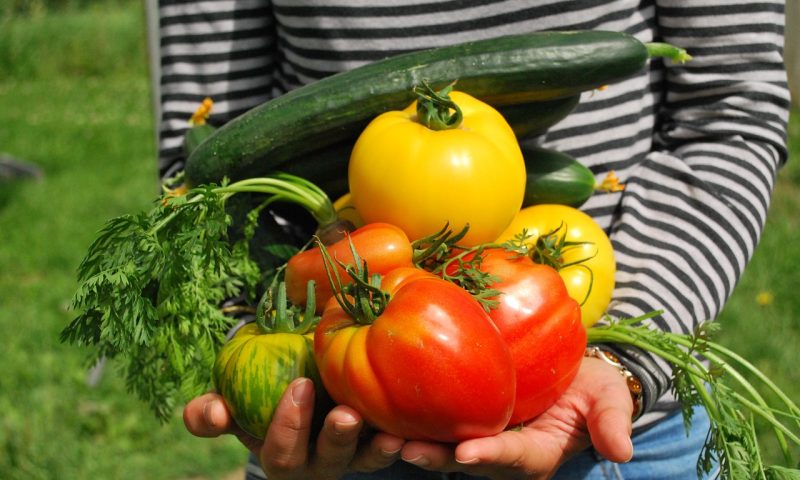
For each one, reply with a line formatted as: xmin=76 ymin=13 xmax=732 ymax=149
xmin=62 ymin=31 xmax=800 ymax=478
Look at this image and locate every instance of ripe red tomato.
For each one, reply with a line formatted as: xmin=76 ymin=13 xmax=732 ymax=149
xmin=446 ymin=248 xmax=586 ymax=425
xmin=284 ymin=223 xmax=414 ymax=313
xmin=313 ymin=267 xmax=516 ymax=442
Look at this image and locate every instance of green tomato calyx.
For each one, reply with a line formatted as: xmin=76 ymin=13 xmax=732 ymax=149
xmin=502 ymin=224 xmax=597 ymax=307
xmin=316 ymin=235 xmax=390 ymax=325
xmin=413 ymin=81 xmax=463 ymax=131
xmin=255 ymin=280 xmax=318 ymax=335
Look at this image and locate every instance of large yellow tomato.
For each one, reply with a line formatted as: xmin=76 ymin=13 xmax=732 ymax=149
xmin=348 ymin=89 xmax=526 ymax=246
xmin=495 ymin=204 xmax=615 ymax=327
xmin=333 ymin=192 xmax=365 ymax=229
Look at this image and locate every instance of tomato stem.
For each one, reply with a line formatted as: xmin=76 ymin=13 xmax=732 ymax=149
xmin=315 ymin=236 xmax=389 ymax=325
xmin=413 ymin=81 xmax=463 ymax=131
xmin=255 ymin=277 xmax=319 ymax=335
xmin=410 ymin=223 xmax=470 ymax=268
xmin=501 ymin=224 xmax=598 ymax=307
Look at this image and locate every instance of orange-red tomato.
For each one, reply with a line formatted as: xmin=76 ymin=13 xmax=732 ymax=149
xmin=464 ymin=248 xmax=586 ymax=424
xmin=314 ymin=267 xmax=516 ymax=442
xmin=285 ymin=223 xmax=414 ymax=313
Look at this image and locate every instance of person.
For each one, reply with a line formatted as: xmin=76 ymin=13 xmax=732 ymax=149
xmin=155 ymin=1 xmax=791 ymax=478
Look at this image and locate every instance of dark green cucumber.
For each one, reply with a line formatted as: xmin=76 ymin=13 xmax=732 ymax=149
xmin=280 ymin=141 xmax=352 ymax=200
xmin=522 ymin=146 xmax=596 ymax=208
xmin=277 ymin=95 xmax=582 ymax=200
xmin=496 ymin=95 xmax=579 ymax=140
xmin=186 ymin=30 xmax=655 ymax=185
xmin=183 ymin=123 xmax=216 ymax=157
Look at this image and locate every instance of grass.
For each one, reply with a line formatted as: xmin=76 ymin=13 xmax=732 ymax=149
xmin=0 ymin=3 xmax=244 ymax=479
xmin=0 ymin=2 xmax=797 ymax=478
xmin=714 ymin=107 xmax=800 ymax=464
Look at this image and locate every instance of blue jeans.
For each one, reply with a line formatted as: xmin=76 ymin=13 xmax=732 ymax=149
xmin=247 ymin=408 xmax=717 ymax=480
xmin=342 ymin=408 xmax=717 ymax=480
xmin=551 ymin=408 xmax=718 ymax=480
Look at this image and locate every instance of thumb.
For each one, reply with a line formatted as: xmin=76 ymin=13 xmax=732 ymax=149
xmin=183 ymin=392 xmax=235 ymax=437
xmin=583 ymin=370 xmax=634 ymax=463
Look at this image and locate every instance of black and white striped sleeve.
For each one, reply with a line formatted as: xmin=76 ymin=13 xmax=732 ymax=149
xmin=157 ymin=0 xmax=278 ymax=179
xmin=604 ymin=0 xmax=790 ymax=424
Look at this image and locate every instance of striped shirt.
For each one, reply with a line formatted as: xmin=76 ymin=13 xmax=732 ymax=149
xmin=156 ymin=0 xmax=790 ymax=438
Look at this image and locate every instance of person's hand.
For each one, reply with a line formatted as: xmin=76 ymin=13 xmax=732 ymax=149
xmin=398 ymin=357 xmax=635 ymax=480
xmin=183 ymin=377 xmax=405 ymax=480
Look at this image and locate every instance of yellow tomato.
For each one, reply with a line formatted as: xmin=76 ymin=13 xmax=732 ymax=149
xmin=348 ymin=90 xmax=525 ymax=246
xmin=333 ymin=193 xmax=365 ymax=229
xmin=495 ymin=204 xmax=616 ymax=327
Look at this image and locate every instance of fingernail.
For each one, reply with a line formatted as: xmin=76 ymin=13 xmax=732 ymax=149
xmin=291 ymin=378 xmax=312 ymax=407
xmin=624 ymin=437 xmax=634 ymax=463
xmin=202 ymin=399 xmax=220 ymax=427
xmin=333 ymin=412 xmax=359 ymax=435
xmin=380 ymin=447 xmax=402 ymax=458
xmin=456 ymin=457 xmax=480 ymax=465
xmin=404 ymin=455 xmax=430 ymax=467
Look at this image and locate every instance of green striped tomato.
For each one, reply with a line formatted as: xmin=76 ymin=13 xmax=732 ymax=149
xmin=212 ymin=323 xmax=320 ymax=439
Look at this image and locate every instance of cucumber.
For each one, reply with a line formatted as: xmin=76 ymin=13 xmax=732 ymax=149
xmin=522 ymin=146 xmax=596 ymax=208
xmin=186 ymin=31 xmax=655 ymax=185
xmin=183 ymin=123 xmax=216 ymax=157
xmin=280 ymin=142 xmax=352 ymax=200
xmin=496 ymin=95 xmax=579 ymax=140
xmin=278 ymin=95 xmax=582 ymax=200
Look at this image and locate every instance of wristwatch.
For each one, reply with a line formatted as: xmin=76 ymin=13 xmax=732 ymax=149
xmin=585 ymin=345 xmax=644 ymax=419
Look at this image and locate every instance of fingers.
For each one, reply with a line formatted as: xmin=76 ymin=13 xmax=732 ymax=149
xmin=183 ymin=392 xmax=234 ymax=437
xmin=350 ymin=431 xmax=405 ymax=472
xmin=183 ymin=392 xmax=265 ymax=453
xmin=454 ymin=430 xmax=540 ymax=468
xmin=261 ymin=379 xmax=403 ymax=479
xmin=396 ymin=358 xmax=637 ymax=478
xmin=308 ymin=405 xmax=368 ymax=478
xmin=400 ymin=435 xmax=544 ymax=478
xmin=185 ymin=383 xmax=404 ymax=479
xmin=399 ymin=425 xmax=582 ymax=479
xmin=260 ymin=377 xmax=316 ymax=476
xmin=312 ymin=408 xmax=407 ymax=475
xmin=401 ymin=440 xmax=457 ymax=471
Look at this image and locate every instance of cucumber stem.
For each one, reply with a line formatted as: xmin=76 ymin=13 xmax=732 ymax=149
xmin=645 ymin=42 xmax=693 ymax=63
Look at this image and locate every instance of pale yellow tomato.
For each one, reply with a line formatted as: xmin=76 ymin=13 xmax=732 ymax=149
xmin=496 ymin=204 xmax=615 ymax=327
xmin=333 ymin=192 xmax=365 ymax=229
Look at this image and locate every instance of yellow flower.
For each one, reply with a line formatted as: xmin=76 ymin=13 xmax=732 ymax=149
xmin=189 ymin=97 xmax=214 ymax=126
xmin=755 ymin=291 xmax=774 ymax=306
xmin=597 ymin=170 xmax=625 ymax=193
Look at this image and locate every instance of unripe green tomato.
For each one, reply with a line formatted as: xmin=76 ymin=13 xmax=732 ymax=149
xmin=212 ymin=323 xmax=320 ymax=439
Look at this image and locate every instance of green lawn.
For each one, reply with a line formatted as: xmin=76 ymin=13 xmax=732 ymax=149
xmin=0 ymin=3 xmax=797 ymax=479
xmin=0 ymin=4 xmax=244 ymax=479
xmin=715 ymin=103 xmax=800 ymax=463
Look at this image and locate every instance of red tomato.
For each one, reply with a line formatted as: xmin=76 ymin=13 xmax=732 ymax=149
xmin=285 ymin=223 xmax=414 ymax=313
xmin=314 ymin=267 xmax=516 ymax=442
xmin=447 ymin=248 xmax=586 ymax=425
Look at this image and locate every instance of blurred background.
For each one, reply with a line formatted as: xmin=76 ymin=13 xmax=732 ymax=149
xmin=0 ymin=1 xmax=797 ymax=479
